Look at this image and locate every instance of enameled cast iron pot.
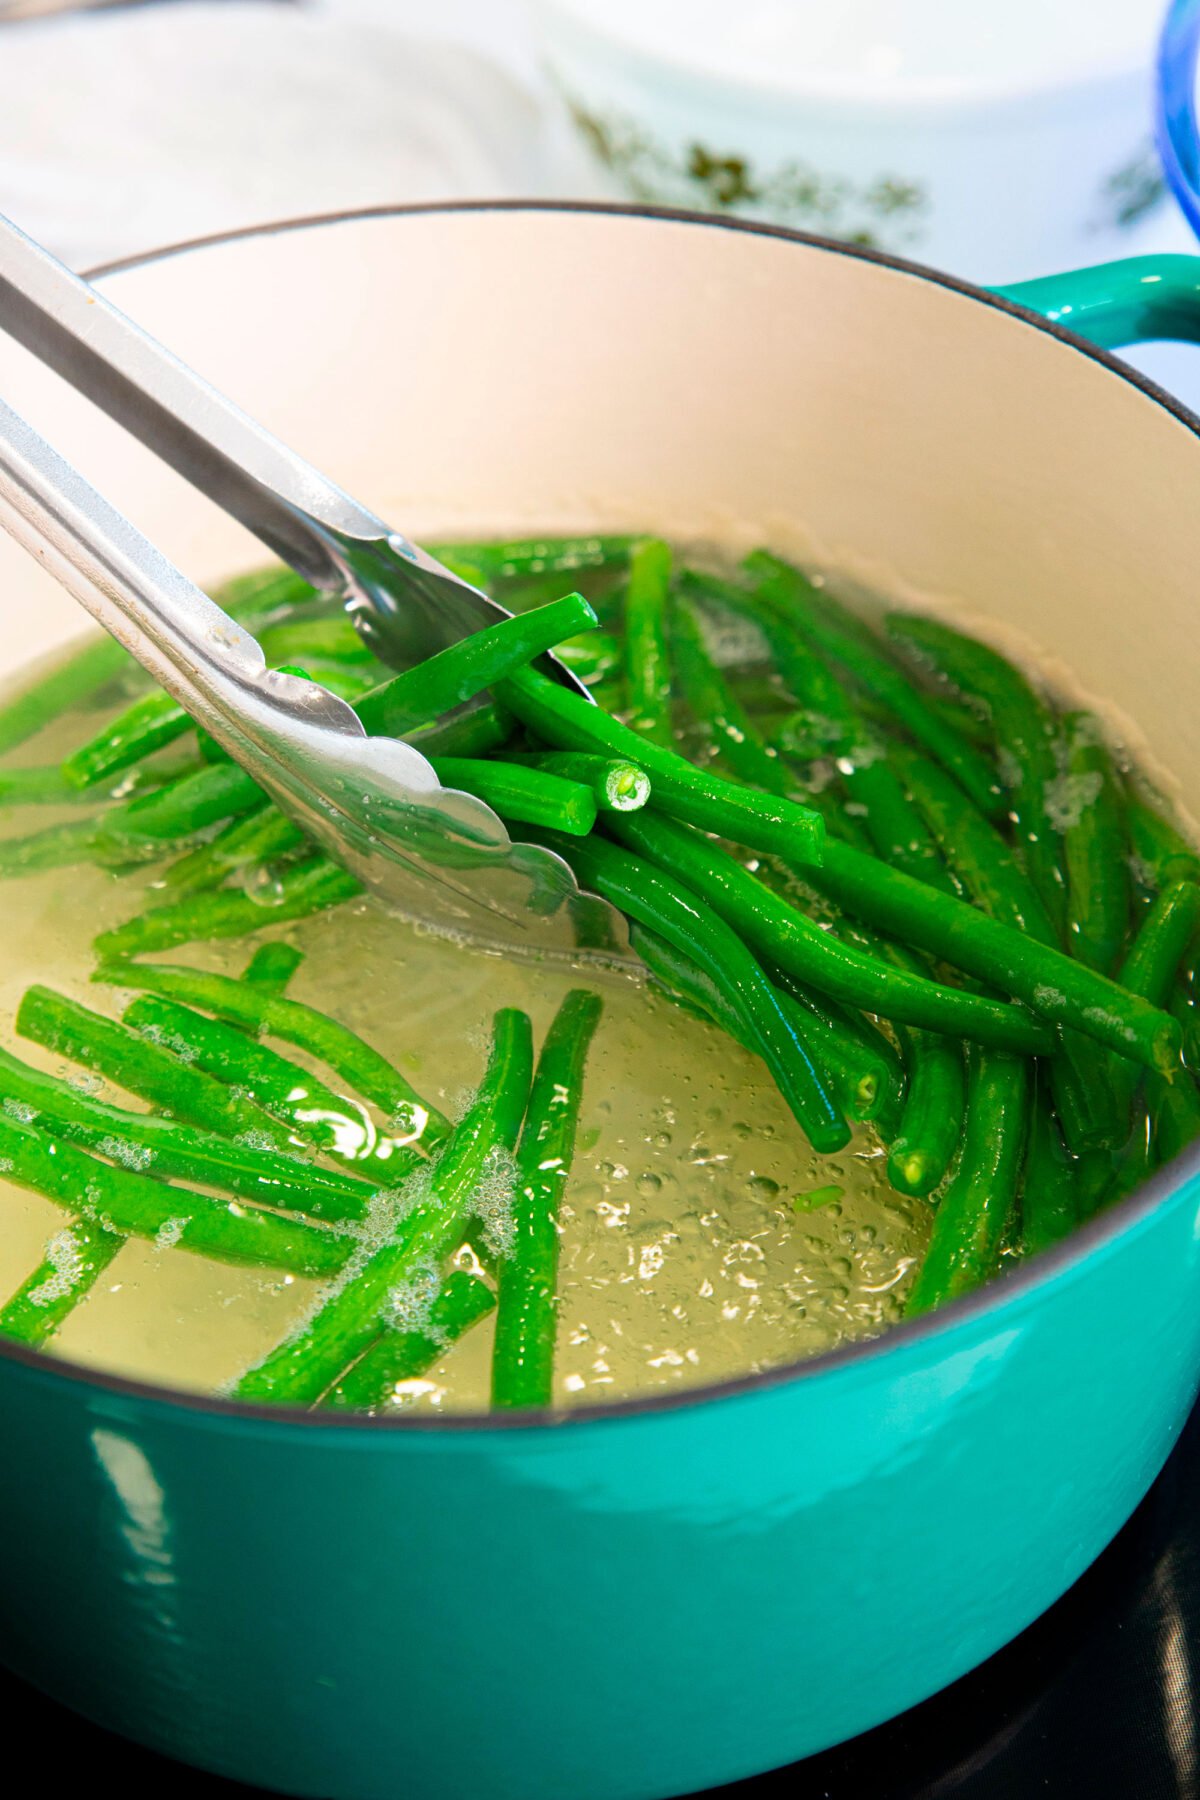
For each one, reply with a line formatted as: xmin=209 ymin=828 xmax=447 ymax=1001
xmin=3 ymin=206 xmax=1200 ymax=1800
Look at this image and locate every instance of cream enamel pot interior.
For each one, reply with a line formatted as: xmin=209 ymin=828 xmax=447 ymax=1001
xmin=0 ymin=206 xmax=1200 ymax=1800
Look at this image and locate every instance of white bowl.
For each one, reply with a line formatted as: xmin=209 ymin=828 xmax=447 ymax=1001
xmin=535 ymin=0 xmax=1167 ymax=280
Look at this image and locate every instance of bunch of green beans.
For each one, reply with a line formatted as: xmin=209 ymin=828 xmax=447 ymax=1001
xmin=1 ymin=530 xmax=1197 ymax=1408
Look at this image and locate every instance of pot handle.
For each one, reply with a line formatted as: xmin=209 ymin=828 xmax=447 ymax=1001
xmin=993 ymin=256 xmax=1200 ymax=350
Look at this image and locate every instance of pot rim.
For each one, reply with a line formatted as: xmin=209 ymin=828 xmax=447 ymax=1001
xmin=5 ymin=197 xmax=1196 ymax=1436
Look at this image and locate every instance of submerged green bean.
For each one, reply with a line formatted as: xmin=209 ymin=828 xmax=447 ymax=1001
xmin=93 ymin=960 xmax=450 ymax=1150
xmin=635 ymin=926 xmax=892 ymax=1123
xmin=905 ymin=1048 xmax=1030 ymax=1316
xmin=123 ymin=995 xmax=424 ymax=1179
xmin=164 ymin=804 xmax=305 ymax=893
xmin=95 ymin=855 xmax=363 ymax=958
xmin=321 ymin=1269 xmax=497 ymax=1411
xmin=492 ymin=991 xmax=601 ymax=1409
xmin=0 ymin=1110 xmax=349 ymax=1279
xmin=428 ymin=535 xmax=632 ymax=582
xmin=605 ymin=808 xmax=1053 ymax=1051
xmin=624 ymin=538 xmax=674 ymax=747
xmin=744 ymin=552 xmax=1002 ymax=820
xmin=1021 ymin=1088 xmax=1080 ymax=1258
xmin=235 ymin=1008 xmax=533 ymax=1406
xmin=243 ymin=942 xmax=305 ymax=994
xmin=63 ymin=689 xmax=191 ymax=791
xmin=540 ymin=830 xmax=848 ymax=1152
xmin=16 ymin=986 xmax=288 ymax=1145
xmin=0 ymin=1043 xmax=375 ymax=1221
xmin=886 ymin=612 xmax=1066 ymax=930
xmin=1062 ymin=713 xmax=1127 ymax=976
xmin=0 ymin=1215 xmax=125 ymax=1348
xmin=808 ymin=836 xmax=1178 ymax=1074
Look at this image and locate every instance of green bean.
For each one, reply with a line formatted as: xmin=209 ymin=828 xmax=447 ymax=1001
xmin=904 ymin=1048 xmax=1030 ymax=1316
xmin=505 ymin=752 xmax=650 ymax=813
xmin=275 ymin=662 xmax=379 ymax=704
xmin=0 ymin=755 xmax=202 ymax=810
xmin=541 ymin=831 xmax=848 ymax=1151
xmin=0 ymin=1216 xmax=125 ymax=1348
xmin=243 ymin=942 xmax=305 ymax=995
xmin=1060 ymin=714 xmax=1128 ymax=976
xmin=1126 ymin=787 xmax=1200 ymax=889
xmin=0 ymin=565 xmax=317 ymax=762
xmin=429 ymin=757 xmax=597 ymax=836
xmin=808 ymin=836 xmax=1178 ymax=1073
xmin=234 ymin=1008 xmax=532 ymax=1406
xmin=403 ymin=698 xmax=515 ymax=761
xmin=321 ymin=1269 xmax=497 ymax=1411
xmin=743 ymin=553 xmax=1004 ymax=821
xmin=98 ymin=762 xmax=264 ymax=852
xmin=891 ymin=741 xmax=1117 ymax=1151
xmin=886 ymin=1028 xmax=964 ymax=1197
xmin=1172 ymin=988 xmax=1200 ymax=1080
xmin=429 ymin=535 xmax=632 ymax=581
xmin=634 ymin=926 xmax=890 ymax=1124
xmin=554 ymin=631 xmax=622 ymax=688
xmin=670 ymin=597 xmax=789 ymax=794
xmin=123 ymin=994 xmax=424 ymax=1181
xmin=763 ymin=959 xmax=902 ymax=1122
xmin=0 ymin=1042 xmax=376 ymax=1221
xmin=885 ymin=611 xmax=1066 ymax=931
xmin=498 ymin=665 xmax=824 ymax=865
xmin=1 ymin=756 xmax=249 ymax=873
xmin=256 ymin=615 xmax=380 ymax=668
xmin=0 ymin=635 xmax=132 ymax=759
xmin=354 ymin=594 xmax=598 ymax=738
xmin=1149 ymin=1066 xmax=1200 ymax=1166
xmin=1118 ymin=882 xmax=1200 ymax=1009
xmin=492 ymin=991 xmax=601 ymax=1408
xmin=62 ymin=689 xmax=191 ymax=791
xmin=604 ymin=807 xmax=1054 ymax=1051
xmin=623 ymin=538 xmax=674 ymax=747
xmin=93 ymin=960 xmax=450 ymax=1149
xmin=163 ymin=804 xmax=305 ymax=893
xmin=683 ymin=579 xmax=956 ymax=891
xmin=0 ymin=818 xmax=112 ymax=877
xmin=0 ymin=1110 xmax=349 ymax=1278
xmin=95 ymin=855 xmax=363 ymax=958
xmin=16 ymin=985 xmax=289 ymax=1145
xmin=1020 ymin=1088 xmax=1080 ymax=1257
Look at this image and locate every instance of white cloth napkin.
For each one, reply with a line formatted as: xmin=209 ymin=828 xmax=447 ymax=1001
xmin=0 ymin=0 xmax=593 ymax=268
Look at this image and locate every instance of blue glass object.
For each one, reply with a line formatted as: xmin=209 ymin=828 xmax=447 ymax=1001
xmin=1158 ymin=0 xmax=1200 ymax=240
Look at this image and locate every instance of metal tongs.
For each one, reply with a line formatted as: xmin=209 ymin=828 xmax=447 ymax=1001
xmin=0 ymin=213 xmax=629 ymax=957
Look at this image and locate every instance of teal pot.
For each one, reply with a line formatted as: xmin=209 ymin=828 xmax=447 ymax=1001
xmin=2 ymin=207 xmax=1200 ymax=1799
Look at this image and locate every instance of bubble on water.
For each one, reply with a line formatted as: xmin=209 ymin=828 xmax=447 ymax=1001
xmin=26 ymin=1226 xmax=89 ymax=1306
xmin=1045 ymin=769 xmax=1103 ymax=832
xmin=747 ymin=1175 xmax=780 ymax=1203
xmin=98 ymin=1135 xmax=156 ymax=1173
xmin=385 ymin=1260 xmax=442 ymax=1338
xmin=468 ymin=1145 xmax=519 ymax=1261
xmin=155 ymin=1216 xmax=188 ymax=1250
xmin=137 ymin=1021 xmax=199 ymax=1064
xmin=636 ymin=1172 xmax=663 ymax=1198
xmin=66 ymin=1071 xmax=104 ymax=1097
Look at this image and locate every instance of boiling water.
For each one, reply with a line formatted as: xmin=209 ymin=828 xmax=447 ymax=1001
xmin=0 ymin=705 xmax=927 ymax=1411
